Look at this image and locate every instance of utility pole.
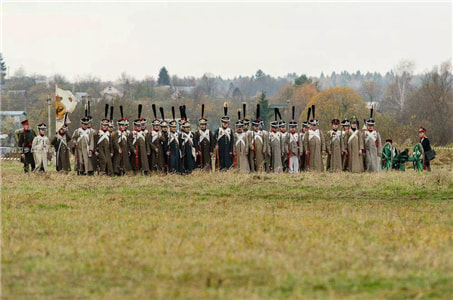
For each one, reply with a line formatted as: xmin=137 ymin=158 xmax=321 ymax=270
xmin=47 ymin=96 xmax=51 ymax=134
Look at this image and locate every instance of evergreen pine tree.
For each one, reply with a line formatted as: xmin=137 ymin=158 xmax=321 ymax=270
xmin=157 ymin=67 xmax=171 ymax=86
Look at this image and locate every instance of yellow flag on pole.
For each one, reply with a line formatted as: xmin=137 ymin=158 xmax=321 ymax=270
xmin=55 ymin=86 xmax=77 ymax=130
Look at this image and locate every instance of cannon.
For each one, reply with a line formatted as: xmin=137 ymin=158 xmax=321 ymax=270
xmin=381 ymin=143 xmax=424 ymax=172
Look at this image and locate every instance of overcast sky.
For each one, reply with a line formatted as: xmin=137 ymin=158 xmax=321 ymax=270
xmin=1 ymin=1 xmax=451 ymax=81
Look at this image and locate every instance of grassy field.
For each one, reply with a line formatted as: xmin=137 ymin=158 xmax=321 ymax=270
xmin=1 ymin=161 xmax=453 ymax=299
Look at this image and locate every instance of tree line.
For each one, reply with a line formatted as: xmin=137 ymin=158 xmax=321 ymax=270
xmin=1 ymin=54 xmax=451 ymax=146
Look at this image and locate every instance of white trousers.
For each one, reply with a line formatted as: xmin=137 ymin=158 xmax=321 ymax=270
xmin=289 ymin=156 xmax=299 ymax=173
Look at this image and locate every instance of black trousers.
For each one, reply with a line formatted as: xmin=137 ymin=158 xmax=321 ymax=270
xmin=23 ymin=153 xmax=35 ymax=173
xmin=424 ymin=155 xmax=431 ymax=172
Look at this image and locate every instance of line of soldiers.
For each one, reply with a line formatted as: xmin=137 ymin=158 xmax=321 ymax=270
xmin=17 ymin=102 xmax=386 ymax=174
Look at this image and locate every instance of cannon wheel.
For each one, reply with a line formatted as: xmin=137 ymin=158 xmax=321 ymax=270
xmin=381 ymin=142 xmax=393 ymax=171
xmin=412 ymin=143 xmax=424 ymax=172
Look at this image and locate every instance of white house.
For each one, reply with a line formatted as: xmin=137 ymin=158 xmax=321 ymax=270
xmin=101 ymin=86 xmax=124 ymax=100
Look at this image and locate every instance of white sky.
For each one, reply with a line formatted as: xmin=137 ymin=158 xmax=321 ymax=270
xmin=1 ymin=1 xmax=452 ymax=81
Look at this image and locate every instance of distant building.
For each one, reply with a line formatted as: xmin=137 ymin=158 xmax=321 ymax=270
xmin=7 ymin=90 xmax=26 ymax=97
xmin=76 ymin=92 xmax=89 ymax=102
xmin=0 ymin=111 xmax=27 ymax=150
xmin=35 ymin=78 xmax=48 ymax=86
xmin=366 ymin=101 xmax=380 ymax=109
xmin=170 ymin=86 xmax=196 ymax=99
xmin=227 ymin=87 xmax=243 ymax=100
xmin=174 ymin=86 xmax=196 ymax=93
xmin=101 ymin=86 xmax=124 ymax=100
xmin=269 ymin=103 xmax=291 ymax=120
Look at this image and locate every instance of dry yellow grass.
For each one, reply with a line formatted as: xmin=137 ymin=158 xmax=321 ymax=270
xmin=1 ymin=161 xmax=453 ymax=299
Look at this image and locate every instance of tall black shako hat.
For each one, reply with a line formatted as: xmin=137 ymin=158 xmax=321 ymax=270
xmin=87 ymin=99 xmax=93 ymax=123
xmin=235 ymin=110 xmax=243 ymax=128
xmin=279 ymin=108 xmax=286 ymax=128
xmin=242 ymin=103 xmax=250 ymax=126
xmin=159 ymin=107 xmax=168 ymax=127
xmin=151 ymin=104 xmax=160 ymax=126
xmin=366 ymin=104 xmax=375 ymax=126
xmin=180 ymin=105 xmax=190 ymax=128
xmin=140 ymin=104 xmax=147 ymax=126
xmin=118 ymin=106 xmax=128 ymax=126
xmin=199 ymin=104 xmax=208 ymax=125
xmin=81 ymin=103 xmax=90 ymax=125
xmin=302 ymin=106 xmax=311 ymax=128
xmin=178 ymin=105 xmax=186 ymax=128
xmin=221 ymin=102 xmax=230 ymax=123
xmin=101 ymin=104 xmax=110 ymax=126
xmin=309 ymin=105 xmax=318 ymax=126
xmin=271 ymin=108 xmax=282 ymax=128
xmin=108 ymin=106 xmax=114 ymax=128
xmin=252 ymin=104 xmax=261 ymax=126
xmin=169 ymin=106 xmax=178 ymax=128
xmin=289 ymin=106 xmax=298 ymax=128
xmin=134 ymin=104 xmax=143 ymax=127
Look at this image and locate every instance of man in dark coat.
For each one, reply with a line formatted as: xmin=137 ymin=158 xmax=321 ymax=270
xmin=166 ymin=107 xmax=182 ymax=174
xmin=51 ymin=120 xmax=71 ymax=173
xmin=112 ymin=106 xmax=132 ymax=175
xmin=180 ymin=120 xmax=197 ymax=174
xmin=17 ymin=119 xmax=36 ymax=173
xmin=214 ymin=103 xmax=234 ymax=171
xmin=95 ymin=104 xmax=114 ymax=176
xmin=419 ymin=126 xmax=433 ymax=171
xmin=159 ymin=107 xmax=169 ymax=173
xmin=194 ymin=104 xmax=214 ymax=170
xmin=131 ymin=105 xmax=150 ymax=175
